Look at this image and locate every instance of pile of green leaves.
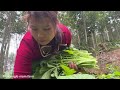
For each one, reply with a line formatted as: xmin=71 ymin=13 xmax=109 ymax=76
xmin=32 ymin=47 xmax=98 ymax=79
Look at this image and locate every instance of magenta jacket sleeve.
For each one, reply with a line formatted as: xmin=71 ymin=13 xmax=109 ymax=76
xmin=64 ymin=25 xmax=72 ymax=47
xmin=58 ymin=23 xmax=72 ymax=47
xmin=13 ymin=39 xmax=33 ymax=79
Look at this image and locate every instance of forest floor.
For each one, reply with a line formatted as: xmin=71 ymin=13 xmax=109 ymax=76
xmin=85 ymin=48 xmax=120 ymax=75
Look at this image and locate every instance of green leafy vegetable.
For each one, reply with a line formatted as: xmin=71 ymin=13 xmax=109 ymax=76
xmin=33 ymin=47 xmax=98 ymax=79
xmin=60 ymin=64 xmax=76 ymax=75
xmin=41 ymin=68 xmax=56 ymax=79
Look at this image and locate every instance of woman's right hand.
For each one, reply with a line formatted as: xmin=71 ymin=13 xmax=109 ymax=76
xmin=68 ymin=62 xmax=78 ymax=71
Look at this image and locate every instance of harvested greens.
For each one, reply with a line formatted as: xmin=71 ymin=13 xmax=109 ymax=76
xmin=32 ymin=47 xmax=98 ymax=79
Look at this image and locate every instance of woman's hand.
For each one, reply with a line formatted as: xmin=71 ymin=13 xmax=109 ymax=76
xmin=68 ymin=62 xmax=78 ymax=71
xmin=68 ymin=62 xmax=85 ymax=73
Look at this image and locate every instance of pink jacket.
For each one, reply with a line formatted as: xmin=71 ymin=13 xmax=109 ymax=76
xmin=13 ymin=23 xmax=72 ymax=79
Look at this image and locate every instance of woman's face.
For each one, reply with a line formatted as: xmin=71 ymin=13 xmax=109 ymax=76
xmin=28 ymin=17 xmax=57 ymax=45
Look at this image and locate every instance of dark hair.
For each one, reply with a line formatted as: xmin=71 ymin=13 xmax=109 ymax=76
xmin=23 ymin=11 xmax=58 ymax=26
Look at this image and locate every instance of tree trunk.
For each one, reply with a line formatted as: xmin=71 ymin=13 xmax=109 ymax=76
xmin=91 ymin=32 xmax=95 ymax=49
xmin=115 ymin=24 xmax=120 ymax=40
xmin=0 ymin=11 xmax=14 ymax=78
xmin=82 ymin=11 xmax=88 ymax=45
xmin=104 ymin=26 xmax=110 ymax=41
xmin=76 ymin=29 xmax=81 ymax=49
xmin=108 ymin=27 xmax=114 ymax=41
xmin=100 ymin=29 xmax=105 ymax=43
xmin=3 ymin=35 xmax=11 ymax=72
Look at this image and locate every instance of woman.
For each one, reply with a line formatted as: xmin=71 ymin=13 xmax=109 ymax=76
xmin=13 ymin=11 xmax=77 ymax=79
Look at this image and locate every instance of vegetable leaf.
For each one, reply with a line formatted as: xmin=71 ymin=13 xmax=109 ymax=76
xmin=57 ymin=74 xmax=96 ymax=79
xmin=41 ymin=68 xmax=56 ymax=79
xmin=60 ymin=64 xmax=76 ymax=75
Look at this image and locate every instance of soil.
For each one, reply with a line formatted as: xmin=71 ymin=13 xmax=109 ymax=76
xmin=84 ymin=48 xmax=120 ymax=74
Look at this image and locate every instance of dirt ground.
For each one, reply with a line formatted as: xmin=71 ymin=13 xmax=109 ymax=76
xmin=84 ymin=48 xmax=120 ymax=74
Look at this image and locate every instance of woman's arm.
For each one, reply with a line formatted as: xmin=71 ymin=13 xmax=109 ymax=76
xmin=58 ymin=23 xmax=72 ymax=47
xmin=13 ymin=39 xmax=33 ymax=79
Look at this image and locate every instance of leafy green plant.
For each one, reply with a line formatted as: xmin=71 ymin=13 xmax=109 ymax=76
xmin=33 ymin=47 xmax=98 ymax=79
xmin=97 ymin=64 xmax=120 ymax=79
xmin=3 ymin=71 xmax=13 ymax=79
xmin=60 ymin=64 xmax=76 ymax=75
xmin=97 ymin=72 xmax=120 ymax=79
